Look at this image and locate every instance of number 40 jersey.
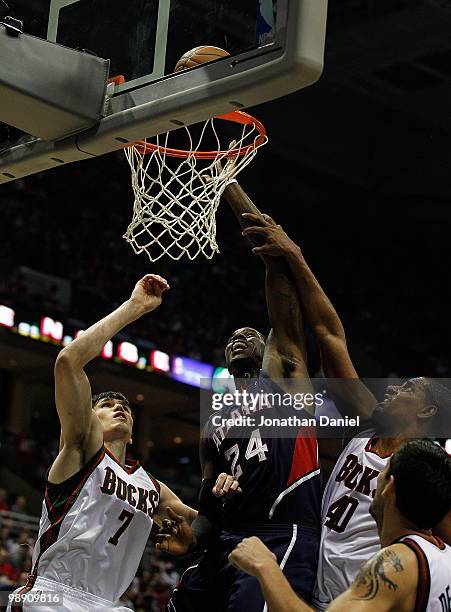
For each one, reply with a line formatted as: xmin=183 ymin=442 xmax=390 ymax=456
xmin=312 ymin=432 xmax=389 ymax=611
xmin=24 ymin=445 xmax=160 ymax=604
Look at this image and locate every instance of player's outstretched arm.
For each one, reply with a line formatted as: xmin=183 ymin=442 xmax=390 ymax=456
xmin=50 ymin=275 xmax=169 ymax=480
xmin=242 ymin=214 xmax=376 ymax=421
xmin=223 ymin=181 xmax=310 ymax=391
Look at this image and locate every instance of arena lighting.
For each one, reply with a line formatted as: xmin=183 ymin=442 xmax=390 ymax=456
xmin=150 ymin=350 xmax=170 ymax=372
xmin=40 ymin=316 xmax=63 ymax=341
xmin=172 ymin=356 xmax=214 ymax=389
xmin=17 ymin=322 xmax=30 ymax=336
xmin=1 ymin=302 xmax=220 ymax=388
xmin=30 ymin=325 xmax=40 ymax=339
xmin=117 ymin=341 xmax=139 ymax=365
xmin=101 ymin=340 xmax=113 ymax=359
xmin=0 ymin=305 xmax=14 ymax=328
xmin=137 ymin=356 xmax=147 ymax=370
xmin=212 ymin=367 xmax=235 ymax=393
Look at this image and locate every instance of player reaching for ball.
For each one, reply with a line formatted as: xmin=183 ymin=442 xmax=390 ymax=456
xmin=231 ymin=207 xmax=451 ymax=608
xmin=162 ymin=169 xmax=325 ymax=611
xmin=7 ymin=275 xmax=198 ymax=612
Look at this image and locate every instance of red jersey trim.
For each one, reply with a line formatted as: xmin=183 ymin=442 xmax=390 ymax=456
xmin=104 ymin=447 xmax=140 ymax=474
xmin=400 ymin=537 xmax=431 ymax=612
xmin=364 ymin=436 xmax=392 ymax=459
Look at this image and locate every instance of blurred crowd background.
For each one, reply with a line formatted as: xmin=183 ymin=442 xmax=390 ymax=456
xmin=0 ymin=488 xmax=182 ymax=611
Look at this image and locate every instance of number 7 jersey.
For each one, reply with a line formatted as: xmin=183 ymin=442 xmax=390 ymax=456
xmin=312 ymin=432 xmax=389 ymax=610
xmin=26 ymin=445 xmax=160 ymax=603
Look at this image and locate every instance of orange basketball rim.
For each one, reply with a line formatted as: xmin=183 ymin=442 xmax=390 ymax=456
xmin=132 ymin=111 xmax=267 ymax=159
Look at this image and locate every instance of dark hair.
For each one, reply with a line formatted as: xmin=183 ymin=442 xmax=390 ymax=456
xmin=92 ymin=391 xmax=131 ymax=414
xmin=425 ymin=379 xmax=451 ymax=436
xmin=390 ymin=439 xmax=451 ymax=529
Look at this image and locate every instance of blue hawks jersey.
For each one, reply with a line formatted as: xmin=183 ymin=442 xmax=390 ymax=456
xmin=206 ymin=371 xmax=322 ymax=527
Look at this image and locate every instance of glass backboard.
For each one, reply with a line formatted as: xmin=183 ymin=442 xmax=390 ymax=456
xmin=0 ymin=0 xmax=328 ymax=183
xmin=9 ymin=0 xmax=278 ymax=91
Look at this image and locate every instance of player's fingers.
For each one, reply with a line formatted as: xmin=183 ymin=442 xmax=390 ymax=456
xmin=162 ymin=518 xmax=178 ymax=535
xmin=252 ymin=245 xmax=271 ymax=255
xmin=228 ymin=551 xmax=239 ymax=568
xmin=222 ymin=474 xmax=235 ymax=493
xmin=153 ymin=276 xmax=170 ymax=290
xmin=151 ymin=274 xmax=170 ymax=287
xmin=213 ymin=473 xmax=228 ymax=496
xmin=155 ymin=534 xmax=170 ymax=552
xmin=262 ymin=213 xmax=277 ymax=226
xmin=242 ymin=212 xmax=268 ymax=226
xmin=229 ymin=480 xmax=241 ymax=493
xmin=143 ymin=275 xmax=170 ymax=295
xmin=242 ymin=226 xmax=268 ymax=236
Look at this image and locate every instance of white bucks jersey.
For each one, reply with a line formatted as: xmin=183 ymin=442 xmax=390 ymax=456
xmin=313 ymin=433 xmax=389 ymax=610
xmin=25 ymin=446 xmax=159 ymax=602
xmin=398 ymin=534 xmax=451 ymax=612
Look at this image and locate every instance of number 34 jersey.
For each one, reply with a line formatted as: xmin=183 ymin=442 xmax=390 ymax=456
xmin=312 ymin=432 xmax=389 ymax=610
xmin=28 ymin=445 xmax=160 ymax=602
xmin=207 ymin=372 xmax=322 ymax=527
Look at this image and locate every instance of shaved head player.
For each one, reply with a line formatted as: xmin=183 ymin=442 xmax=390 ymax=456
xmin=164 ymin=175 xmax=322 ymax=611
xmin=7 ymin=275 xmax=197 ymax=612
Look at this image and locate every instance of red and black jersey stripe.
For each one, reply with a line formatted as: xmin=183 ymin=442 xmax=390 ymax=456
xmin=399 ymin=537 xmax=431 ymax=612
xmin=34 ymin=446 xmax=106 ymax=577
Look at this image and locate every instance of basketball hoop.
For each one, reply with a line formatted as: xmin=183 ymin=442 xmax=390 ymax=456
xmin=123 ymin=110 xmax=268 ymax=262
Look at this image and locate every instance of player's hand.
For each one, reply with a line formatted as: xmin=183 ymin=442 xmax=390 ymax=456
xmin=212 ymin=473 xmax=242 ymax=498
xmin=129 ymin=274 xmax=170 ymax=314
xmin=228 ymin=537 xmax=278 ymax=577
xmin=155 ymin=507 xmax=195 ymax=556
xmin=241 ymin=213 xmax=298 ymax=257
xmin=201 ymin=141 xmax=239 ymax=187
xmin=212 ymin=141 xmax=240 ymax=183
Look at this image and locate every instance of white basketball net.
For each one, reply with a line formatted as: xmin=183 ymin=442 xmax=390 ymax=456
xmin=123 ymin=113 xmax=268 ymax=262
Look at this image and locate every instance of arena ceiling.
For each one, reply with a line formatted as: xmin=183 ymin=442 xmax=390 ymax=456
xmin=253 ymin=0 xmax=451 ymax=200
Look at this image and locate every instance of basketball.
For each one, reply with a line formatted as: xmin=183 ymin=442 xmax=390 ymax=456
xmin=174 ymin=45 xmax=230 ymax=72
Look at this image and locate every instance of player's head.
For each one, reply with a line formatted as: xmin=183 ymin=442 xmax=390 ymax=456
xmin=370 ymin=439 xmax=451 ymax=532
xmin=92 ymin=391 xmax=134 ymax=445
xmin=372 ymin=377 xmax=451 ymax=437
xmin=225 ymin=327 xmax=266 ymax=376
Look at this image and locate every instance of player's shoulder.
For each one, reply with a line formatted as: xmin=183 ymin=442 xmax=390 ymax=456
xmin=144 ymin=469 xmax=161 ymax=494
xmin=340 ymin=428 xmax=376 ymax=456
xmin=351 ymin=543 xmax=418 ymax=602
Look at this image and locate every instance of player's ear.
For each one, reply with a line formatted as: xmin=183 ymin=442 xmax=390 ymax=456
xmin=418 ymin=404 xmax=437 ymax=419
xmin=382 ymin=474 xmax=395 ymax=499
